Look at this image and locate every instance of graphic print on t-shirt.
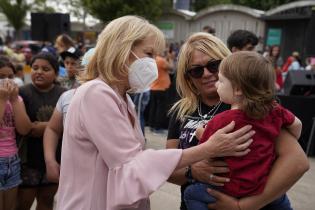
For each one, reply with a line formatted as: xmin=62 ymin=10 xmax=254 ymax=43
xmin=36 ymin=105 xmax=55 ymax=121
xmin=0 ymin=102 xmax=15 ymax=140
xmin=0 ymin=102 xmax=14 ymax=128
xmin=179 ymin=116 xmax=207 ymax=149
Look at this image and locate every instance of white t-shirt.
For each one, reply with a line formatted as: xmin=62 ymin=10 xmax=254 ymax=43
xmin=56 ymin=89 xmax=76 ymax=124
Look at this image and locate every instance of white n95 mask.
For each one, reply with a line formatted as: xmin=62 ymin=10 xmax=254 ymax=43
xmin=127 ymin=52 xmax=158 ymax=93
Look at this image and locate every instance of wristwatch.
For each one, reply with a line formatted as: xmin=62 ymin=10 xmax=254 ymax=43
xmin=185 ymin=165 xmax=195 ymax=183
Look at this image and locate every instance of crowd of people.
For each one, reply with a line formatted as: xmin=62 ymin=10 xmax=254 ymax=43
xmin=0 ymin=33 xmax=91 ymax=209
xmin=0 ymin=15 xmax=310 ymax=210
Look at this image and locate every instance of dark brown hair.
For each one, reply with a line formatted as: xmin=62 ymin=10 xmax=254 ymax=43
xmin=0 ymin=55 xmax=16 ymax=73
xmin=30 ymin=52 xmax=59 ymax=74
xmin=219 ymin=51 xmax=276 ymax=119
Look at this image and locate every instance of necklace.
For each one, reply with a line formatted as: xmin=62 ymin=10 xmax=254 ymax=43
xmin=198 ymin=100 xmax=222 ymax=121
xmin=188 ymin=100 xmax=222 ymax=143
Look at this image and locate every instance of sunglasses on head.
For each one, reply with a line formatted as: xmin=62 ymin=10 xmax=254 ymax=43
xmin=186 ymin=60 xmax=221 ymax=79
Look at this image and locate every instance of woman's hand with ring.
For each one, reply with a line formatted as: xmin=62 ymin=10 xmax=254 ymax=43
xmin=191 ymin=159 xmax=230 ymax=186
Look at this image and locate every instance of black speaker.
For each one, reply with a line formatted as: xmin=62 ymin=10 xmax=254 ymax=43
xmin=277 ymin=95 xmax=315 ymax=156
xmin=31 ymin=13 xmax=71 ymax=42
xmin=284 ymin=71 xmax=315 ymax=95
xmin=31 ymin=13 xmax=46 ymax=41
xmin=305 ymin=11 xmax=315 ymax=56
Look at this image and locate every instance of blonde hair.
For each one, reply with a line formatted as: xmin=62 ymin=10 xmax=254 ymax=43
xmin=220 ymin=51 xmax=276 ymax=119
xmin=170 ymin=32 xmax=231 ymax=120
xmin=80 ymin=16 xmax=165 ymax=86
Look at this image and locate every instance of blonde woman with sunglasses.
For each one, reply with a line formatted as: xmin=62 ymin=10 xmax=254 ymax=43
xmin=167 ymin=32 xmax=309 ymax=210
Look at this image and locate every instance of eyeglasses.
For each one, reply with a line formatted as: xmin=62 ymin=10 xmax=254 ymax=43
xmin=186 ymin=60 xmax=221 ymax=79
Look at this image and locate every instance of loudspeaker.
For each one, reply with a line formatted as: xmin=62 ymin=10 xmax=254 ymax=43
xmin=31 ymin=13 xmax=46 ymax=41
xmin=31 ymin=13 xmax=70 ymax=42
xmin=284 ymin=71 xmax=315 ymax=95
xmin=277 ymin=95 xmax=315 ymax=156
xmin=305 ymin=11 xmax=315 ymax=56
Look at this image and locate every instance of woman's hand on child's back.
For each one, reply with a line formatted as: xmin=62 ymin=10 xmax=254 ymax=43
xmin=205 ymin=121 xmax=254 ymax=157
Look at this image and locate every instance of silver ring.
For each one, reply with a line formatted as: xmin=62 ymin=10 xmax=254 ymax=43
xmin=209 ymin=174 xmax=214 ymax=180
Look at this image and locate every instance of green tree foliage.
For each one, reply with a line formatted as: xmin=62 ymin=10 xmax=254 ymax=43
xmin=161 ymin=0 xmax=173 ymax=10
xmin=192 ymin=0 xmax=297 ymax=11
xmin=59 ymin=0 xmax=87 ymax=22
xmin=231 ymin=0 xmax=296 ymax=11
xmin=80 ymin=0 xmax=164 ymax=22
xmin=193 ymin=0 xmax=231 ymax=12
xmin=0 ymin=0 xmax=29 ymax=38
xmin=32 ymin=0 xmax=55 ymax=13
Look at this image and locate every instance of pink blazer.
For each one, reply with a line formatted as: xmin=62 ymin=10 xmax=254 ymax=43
xmin=57 ymin=79 xmax=182 ymax=210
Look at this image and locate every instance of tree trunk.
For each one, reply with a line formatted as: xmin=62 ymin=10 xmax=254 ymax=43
xmin=14 ymin=29 xmax=23 ymax=40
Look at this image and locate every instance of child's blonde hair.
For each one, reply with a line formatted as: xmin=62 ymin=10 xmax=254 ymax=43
xmin=219 ymin=51 xmax=276 ymax=119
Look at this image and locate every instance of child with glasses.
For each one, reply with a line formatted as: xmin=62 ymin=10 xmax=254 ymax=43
xmin=184 ymin=51 xmax=302 ymax=210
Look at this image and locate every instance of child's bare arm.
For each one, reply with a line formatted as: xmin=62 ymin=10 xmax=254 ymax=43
xmin=0 ymin=81 xmax=9 ymax=119
xmin=12 ymin=100 xmax=32 ymax=135
xmin=286 ymin=117 xmax=302 ymax=139
xmin=8 ymin=80 xmax=32 ymax=135
xmin=0 ymin=99 xmax=6 ymax=120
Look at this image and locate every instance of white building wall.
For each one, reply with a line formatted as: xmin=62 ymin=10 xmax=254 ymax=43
xmin=158 ymin=14 xmax=190 ymax=43
xmin=159 ymin=7 xmax=266 ymax=51
xmin=192 ymin=11 xmax=265 ymax=45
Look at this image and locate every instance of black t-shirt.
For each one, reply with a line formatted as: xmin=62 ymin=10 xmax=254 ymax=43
xmin=167 ymin=101 xmax=230 ymax=210
xmin=19 ymin=84 xmax=66 ymax=171
xmin=167 ymin=102 xmax=230 ymax=148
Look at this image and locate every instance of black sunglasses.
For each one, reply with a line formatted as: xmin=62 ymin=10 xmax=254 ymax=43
xmin=186 ymin=60 xmax=221 ymax=79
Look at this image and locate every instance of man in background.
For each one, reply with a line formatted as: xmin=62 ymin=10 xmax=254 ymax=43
xmin=227 ymin=29 xmax=258 ymax=52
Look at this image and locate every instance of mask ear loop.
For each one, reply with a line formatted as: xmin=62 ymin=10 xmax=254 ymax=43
xmin=126 ymin=51 xmax=139 ymax=72
xmin=131 ymin=51 xmax=140 ymax=60
xmin=126 ymin=51 xmax=141 ymax=94
xmin=130 ymin=50 xmax=155 ymax=72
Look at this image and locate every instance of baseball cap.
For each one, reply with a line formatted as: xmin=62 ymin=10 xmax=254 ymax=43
xmin=60 ymin=47 xmax=82 ymax=60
